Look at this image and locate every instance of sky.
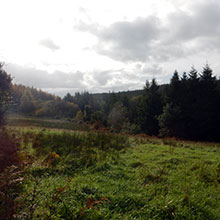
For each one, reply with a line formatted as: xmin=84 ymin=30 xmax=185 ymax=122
xmin=1 ymin=0 xmax=220 ymax=96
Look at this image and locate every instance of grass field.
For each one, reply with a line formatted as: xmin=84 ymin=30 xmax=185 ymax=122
xmin=3 ymin=121 xmax=220 ymax=220
xmin=6 ymin=114 xmax=90 ymax=131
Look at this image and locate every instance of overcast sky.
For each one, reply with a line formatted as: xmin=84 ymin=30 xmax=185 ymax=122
xmin=1 ymin=0 xmax=220 ymax=96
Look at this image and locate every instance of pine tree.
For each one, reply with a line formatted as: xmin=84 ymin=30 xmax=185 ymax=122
xmin=138 ymin=78 xmax=163 ymax=135
xmin=200 ymin=64 xmax=215 ymax=81
xmin=181 ymin=72 xmax=188 ymax=81
xmin=158 ymin=103 xmax=182 ymax=137
xmin=166 ymin=70 xmax=181 ymax=105
xmin=196 ymin=64 xmax=219 ymax=140
xmin=188 ymin=66 xmax=199 ymax=81
xmin=158 ymin=70 xmax=188 ymax=138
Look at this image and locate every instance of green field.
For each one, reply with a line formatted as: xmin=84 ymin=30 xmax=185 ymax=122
xmin=6 ymin=114 xmax=90 ymax=131
xmin=3 ymin=119 xmax=220 ymax=219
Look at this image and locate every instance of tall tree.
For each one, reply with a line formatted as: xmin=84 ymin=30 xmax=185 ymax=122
xmin=159 ymin=70 xmax=187 ymax=138
xmin=158 ymin=103 xmax=182 ymax=137
xmin=166 ymin=70 xmax=181 ymax=105
xmin=63 ymin=93 xmax=74 ymax=102
xmin=0 ymin=63 xmax=12 ymax=125
xmin=138 ymin=79 xmax=163 ymax=135
xmin=200 ymin=64 xmax=215 ymax=81
xmin=196 ymin=64 xmax=219 ymax=140
xmin=188 ymin=66 xmax=199 ymax=81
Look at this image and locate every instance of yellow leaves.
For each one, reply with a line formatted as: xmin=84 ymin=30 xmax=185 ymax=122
xmin=44 ymin=152 xmax=60 ymax=167
xmin=51 ymin=152 xmax=60 ymax=159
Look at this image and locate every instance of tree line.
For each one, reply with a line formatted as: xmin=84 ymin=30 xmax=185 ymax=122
xmin=63 ymin=64 xmax=220 ymax=141
xmin=1 ymin=63 xmax=220 ymax=141
xmin=140 ymin=65 xmax=220 ymax=141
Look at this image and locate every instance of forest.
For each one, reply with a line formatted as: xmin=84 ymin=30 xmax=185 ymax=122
xmin=5 ymin=63 xmax=220 ymax=142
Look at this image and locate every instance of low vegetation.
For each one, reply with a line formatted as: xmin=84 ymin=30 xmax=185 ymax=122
xmin=2 ymin=126 xmax=220 ymax=219
xmin=6 ymin=114 xmax=90 ymax=131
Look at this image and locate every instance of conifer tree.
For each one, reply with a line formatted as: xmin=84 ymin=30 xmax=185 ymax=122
xmin=188 ymin=66 xmax=199 ymax=81
xmin=196 ymin=64 xmax=219 ymax=140
xmin=138 ymin=79 xmax=163 ymax=135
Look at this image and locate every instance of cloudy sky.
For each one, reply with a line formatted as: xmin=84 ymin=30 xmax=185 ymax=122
xmin=1 ymin=0 xmax=220 ymax=96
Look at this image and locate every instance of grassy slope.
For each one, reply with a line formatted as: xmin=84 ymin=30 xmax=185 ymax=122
xmin=8 ymin=126 xmax=220 ymax=220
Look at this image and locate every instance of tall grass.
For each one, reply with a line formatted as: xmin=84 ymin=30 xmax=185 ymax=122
xmin=16 ymin=129 xmax=130 ymax=169
xmin=6 ymin=127 xmax=220 ymax=219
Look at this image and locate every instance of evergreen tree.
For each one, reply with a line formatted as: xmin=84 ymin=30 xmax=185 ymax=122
xmin=158 ymin=70 xmax=188 ymax=138
xmin=196 ymin=64 xmax=219 ymax=140
xmin=181 ymin=67 xmax=200 ymax=139
xmin=63 ymin=93 xmax=74 ymax=102
xmin=138 ymin=79 xmax=163 ymax=135
xmin=165 ymin=70 xmax=182 ymax=105
xmin=181 ymin=72 xmax=188 ymax=81
xmin=188 ymin=66 xmax=199 ymax=81
xmin=200 ymin=64 xmax=215 ymax=81
xmin=158 ymin=103 xmax=182 ymax=137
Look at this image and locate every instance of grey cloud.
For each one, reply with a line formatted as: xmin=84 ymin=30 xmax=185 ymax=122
xmin=39 ymin=38 xmax=60 ymax=51
xmin=77 ymin=17 xmax=160 ymax=62
xmin=88 ymin=64 xmax=165 ymax=93
xmin=141 ymin=64 xmax=163 ymax=76
xmin=91 ymin=70 xmax=113 ymax=85
xmin=96 ymin=17 xmax=160 ymax=62
xmin=166 ymin=2 xmax=220 ymax=42
xmin=153 ymin=1 xmax=220 ymax=59
xmin=89 ymin=77 xmax=144 ymax=93
xmin=77 ymin=1 xmax=220 ymax=63
xmin=43 ymin=88 xmax=83 ymax=97
xmin=102 ymin=81 xmax=143 ymax=93
xmin=5 ymin=64 xmax=84 ymax=92
xmin=75 ymin=21 xmax=101 ymax=35
xmin=5 ymin=64 xmax=144 ymax=95
xmin=5 ymin=63 xmax=167 ymax=96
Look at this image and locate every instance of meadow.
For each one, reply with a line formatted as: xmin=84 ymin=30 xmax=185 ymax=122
xmin=6 ymin=114 xmax=90 ymax=131
xmin=2 ymin=117 xmax=220 ymax=219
